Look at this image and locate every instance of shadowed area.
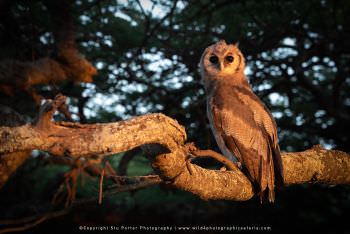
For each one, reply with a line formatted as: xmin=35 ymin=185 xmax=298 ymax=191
xmin=0 ymin=0 xmax=350 ymax=233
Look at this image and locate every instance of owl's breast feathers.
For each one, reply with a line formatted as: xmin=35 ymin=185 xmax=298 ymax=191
xmin=208 ymin=82 xmax=284 ymax=202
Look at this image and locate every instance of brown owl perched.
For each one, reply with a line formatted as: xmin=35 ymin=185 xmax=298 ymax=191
xmin=200 ymin=40 xmax=284 ymax=203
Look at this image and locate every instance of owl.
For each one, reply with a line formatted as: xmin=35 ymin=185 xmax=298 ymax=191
xmin=199 ymin=40 xmax=284 ymax=202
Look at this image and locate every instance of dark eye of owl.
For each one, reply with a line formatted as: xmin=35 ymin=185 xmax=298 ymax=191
xmin=209 ymin=55 xmax=219 ymax=64
xmin=225 ymin=55 xmax=234 ymax=63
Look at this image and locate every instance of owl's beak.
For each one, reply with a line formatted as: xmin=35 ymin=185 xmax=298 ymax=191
xmin=219 ymin=62 xmax=225 ymax=71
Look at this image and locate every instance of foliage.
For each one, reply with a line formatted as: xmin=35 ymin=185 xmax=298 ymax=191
xmin=0 ymin=0 xmax=349 ymax=232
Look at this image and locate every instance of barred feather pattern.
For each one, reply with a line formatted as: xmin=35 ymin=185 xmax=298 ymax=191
xmin=200 ymin=40 xmax=284 ymax=203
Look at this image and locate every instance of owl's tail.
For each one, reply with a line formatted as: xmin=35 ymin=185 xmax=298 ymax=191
xmin=258 ymin=136 xmax=285 ymax=203
xmin=260 ymin=145 xmax=276 ymax=203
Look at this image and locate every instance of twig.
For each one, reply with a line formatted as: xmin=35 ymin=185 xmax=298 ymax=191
xmin=192 ymin=149 xmax=239 ymax=171
xmin=106 ymin=177 xmax=162 ymax=194
xmin=72 ymin=176 xmax=163 ymax=206
xmin=106 ymin=174 xmax=161 ymax=188
xmin=98 ymin=168 xmax=105 ymax=205
xmin=0 ymin=175 xmax=163 ymax=234
xmin=0 ymin=209 xmax=69 ymax=234
xmin=185 ymin=143 xmax=239 ymax=171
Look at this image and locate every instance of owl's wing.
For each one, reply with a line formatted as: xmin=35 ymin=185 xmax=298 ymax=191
xmin=235 ymin=89 xmax=284 ymax=187
xmin=211 ymin=102 xmax=269 ymax=178
xmin=210 ymin=86 xmax=282 ymax=202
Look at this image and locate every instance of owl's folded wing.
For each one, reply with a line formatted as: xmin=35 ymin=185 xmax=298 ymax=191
xmin=211 ymin=101 xmax=276 ymax=201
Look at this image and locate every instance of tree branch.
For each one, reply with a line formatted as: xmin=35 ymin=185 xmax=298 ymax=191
xmin=282 ymin=145 xmax=350 ymax=185
xmin=0 ymin=96 xmax=349 ymax=200
xmin=0 ymin=105 xmax=32 ymax=188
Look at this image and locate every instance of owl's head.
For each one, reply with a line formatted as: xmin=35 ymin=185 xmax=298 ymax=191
xmin=200 ymin=40 xmax=245 ymax=83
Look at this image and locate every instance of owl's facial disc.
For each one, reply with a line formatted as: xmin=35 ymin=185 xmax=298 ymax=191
xmin=207 ymin=52 xmax=235 ymax=73
xmin=200 ymin=41 xmax=245 ymax=83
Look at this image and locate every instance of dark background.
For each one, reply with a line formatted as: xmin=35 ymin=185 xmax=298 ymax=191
xmin=0 ymin=0 xmax=350 ymax=233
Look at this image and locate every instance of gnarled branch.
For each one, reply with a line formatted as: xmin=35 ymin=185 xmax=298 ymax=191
xmin=0 ymin=96 xmax=349 ymax=200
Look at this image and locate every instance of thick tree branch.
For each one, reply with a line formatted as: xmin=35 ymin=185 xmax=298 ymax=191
xmin=0 ymin=105 xmax=32 ymax=188
xmin=0 ymin=96 xmax=349 ymax=200
xmin=282 ymin=145 xmax=350 ymax=185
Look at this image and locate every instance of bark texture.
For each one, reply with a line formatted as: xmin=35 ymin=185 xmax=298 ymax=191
xmin=282 ymin=146 xmax=350 ymax=185
xmin=0 ymin=96 xmax=350 ymax=200
xmin=0 ymin=105 xmax=32 ymax=188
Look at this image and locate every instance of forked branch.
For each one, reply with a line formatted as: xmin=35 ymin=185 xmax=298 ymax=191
xmin=0 ymin=95 xmax=350 ymax=200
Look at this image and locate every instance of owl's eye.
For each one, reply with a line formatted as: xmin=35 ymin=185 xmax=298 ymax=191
xmin=209 ymin=55 xmax=219 ymax=64
xmin=225 ymin=55 xmax=234 ymax=63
